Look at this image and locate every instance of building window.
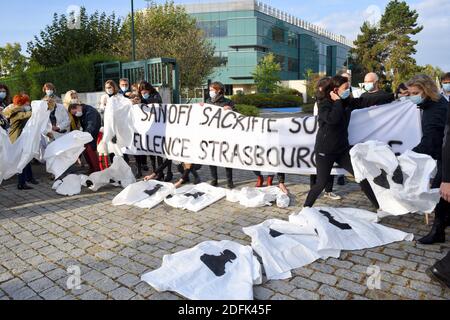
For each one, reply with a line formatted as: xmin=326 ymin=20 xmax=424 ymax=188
xmin=274 ymin=54 xmax=286 ymax=70
xmin=272 ymin=26 xmax=285 ymax=43
xmin=288 ymin=58 xmax=299 ymax=72
xmin=197 ymin=20 xmax=228 ymax=38
xmin=288 ymin=32 xmax=298 ymax=48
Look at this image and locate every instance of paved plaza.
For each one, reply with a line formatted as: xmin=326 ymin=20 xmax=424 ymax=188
xmin=0 ymin=162 xmax=450 ymax=300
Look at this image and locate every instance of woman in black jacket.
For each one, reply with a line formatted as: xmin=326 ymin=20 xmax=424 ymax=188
xmin=304 ymin=75 xmax=379 ymax=209
xmin=406 ymin=75 xmax=449 ymax=244
xmin=205 ymin=82 xmax=235 ymax=189
xmin=137 ymin=81 xmax=173 ymax=181
xmin=68 ymin=103 xmax=102 ymax=173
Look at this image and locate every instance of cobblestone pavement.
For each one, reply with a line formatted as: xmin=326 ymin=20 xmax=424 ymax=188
xmin=0 ymin=162 xmax=449 ymax=301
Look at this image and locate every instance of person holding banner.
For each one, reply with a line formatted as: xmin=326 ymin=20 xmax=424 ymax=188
xmin=43 ymin=83 xmax=70 ymax=139
xmin=404 ymin=75 xmax=449 ymax=244
xmin=303 ymin=75 xmax=380 ymax=210
xmin=68 ymin=102 xmax=102 ymax=174
xmin=359 ymin=73 xmax=395 ymax=108
xmin=119 ymin=78 xmax=132 ymax=98
xmin=205 ymin=81 xmax=235 ymax=189
xmin=3 ymin=94 xmax=39 ymax=190
xmin=136 ymin=81 xmax=174 ymax=181
xmin=395 ymin=83 xmax=409 ymax=100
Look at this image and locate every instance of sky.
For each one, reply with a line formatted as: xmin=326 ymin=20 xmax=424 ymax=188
xmin=0 ymin=0 xmax=448 ymax=71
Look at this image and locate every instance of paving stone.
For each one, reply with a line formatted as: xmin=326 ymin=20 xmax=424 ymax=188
xmin=109 ymin=287 xmax=136 ymax=300
xmin=336 ymin=279 xmax=367 ymax=295
xmin=28 ymin=277 xmax=54 ymax=293
xmin=80 ymin=289 xmax=107 ymax=300
xmin=289 ymin=289 xmax=320 ymax=300
xmin=253 ymin=286 xmax=274 ymax=300
xmin=318 ymin=284 xmax=349 ymax=300
xmin=310 ymin=272 xmax=338 ymax=286
xmin=39 ymin=286 xmax=66 ymax=300
xmin=290 ymin=277 xmax=320 ymax=291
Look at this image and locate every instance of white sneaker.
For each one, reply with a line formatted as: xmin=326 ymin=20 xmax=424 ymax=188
xmin=324 ymin=192 xmax=342 ymax=200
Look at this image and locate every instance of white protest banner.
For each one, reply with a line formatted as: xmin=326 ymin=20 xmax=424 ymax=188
xmin=110 ymin=100 xmax=422 ymax=175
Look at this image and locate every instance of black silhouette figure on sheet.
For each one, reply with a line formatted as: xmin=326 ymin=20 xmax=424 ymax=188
xmin=184 ymin=192 xmax=205 ymax=199
xmin=373 ymin=169 xmax=390 ymax=189
xmin=269 ymin=229 xmax=283 ymax=238
xmin=319 ymin=210 xmax=352 ymax=230
xmin=392 ymin=165 xmax=404 ymax=185
xmin=200 ymin=250 xmax=237 ymax=277
xmin=144 ymin=184 xmax=163 ymax=197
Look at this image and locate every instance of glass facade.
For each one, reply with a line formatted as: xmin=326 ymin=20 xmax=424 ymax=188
xmin=186 ymin=1 xmax=351 ymax=87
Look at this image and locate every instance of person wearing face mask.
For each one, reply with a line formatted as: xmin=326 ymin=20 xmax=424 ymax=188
xmin=63 ymin=90 xmax=82 ymax=132
xmin=3 ymin=94 xmax=40 ymax=189
xmin=405 ymin=75 xmax=449 ymax=244
xmin=205 ymin=82 xmax=236 ymax=189
xmin=440 ymin=73 xmax=450 ymax=102
xmin=395 ymin=83 xmax=409 ymax=101
xmin=119 ymin=78 xmax=132 ymax=98
xmin=358 ymin=72 xmax=395 ymax=108
xmin=68 ymin=102 xmax=102 ymax=174
xmin=136 ymin=81 xmax=174 ymax=181
xmin=303 ymin=75 xmax=380 ymax=211
xmin=0 ymin=84 xmax=11 ymax=131
xmin=41 ymin=84 xmax=70 ymax=140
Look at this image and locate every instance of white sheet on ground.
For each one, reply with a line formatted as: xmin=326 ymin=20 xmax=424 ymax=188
xmin=226 ymin=186 xmax=290 ymax=208
xmin=52 ymin=174 xmax=87 ymax=196
xmin=112 ymin=180 xmax=176 ymax=209
xmin=85 ymin=156 xmax=136 ymax=191
xmin=43 ymin=131 xmax=93 ymax=179
xmin=243 ymin=219 xmax=339 ymax=280
xmin=141 ymin=240 xmax=262 ymax=300
xmin=289 ymin=207 xmax=414 ymax=256
xmin=164 ymin=183 xmax=227 ymax=212
xmin=350 ymin=141 xmax=440 ymax=215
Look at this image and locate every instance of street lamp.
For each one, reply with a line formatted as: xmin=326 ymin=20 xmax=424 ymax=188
xmin=131 ymin=0 xmax=136 ymax=61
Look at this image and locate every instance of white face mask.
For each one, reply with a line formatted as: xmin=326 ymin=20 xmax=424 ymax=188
xmin=75 ymin=111 xmax=83 ymax=117
xmin=364 ymin=82 xmax=375 ymax=92
xmin=106 ymin=89 xmax=114 ymax=96
xmin=209 ymin=91 xmax=218 ymax=99
xmin=46 ymin=90 xmax=54 ymax=96
xmin=120 ymin=86 xmax=129 ymax=92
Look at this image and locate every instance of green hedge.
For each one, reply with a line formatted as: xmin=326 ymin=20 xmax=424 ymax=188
xmin=231 ymin=93 xmax=303 ymax=108
xmin=235 ymin=104 xmax=260 ymax=117
xmin=0 ymin=54 xmax=119 ymax=100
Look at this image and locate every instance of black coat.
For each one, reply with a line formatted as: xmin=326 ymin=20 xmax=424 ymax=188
xmin=358 ymin=90 xmax=395 ymax=108
xmin=206 ymin=95 xmax=236 ymax=110
xmin=413 ymin=96 xmax=448 ymax=161
xmin=314 ymin=98 xmax=367 ymax=154
xmin=141 ymin=93 xmax=162 ymax=104
xmin=441 ymin=99 xmax=450 ymax=182
xmin=76 ymin=104 xmax=102 ymax=147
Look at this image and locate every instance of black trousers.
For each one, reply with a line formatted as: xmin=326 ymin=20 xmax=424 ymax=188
xmin=310 ymin=174 xmax=334 ymax=193
xmin=253 ymin=171 xmax=286 ymax=184
xmin=210 ymin=166 xmax=233 ymax=182
xmin=18 ymin=163 xmax=33 ymax=186
xmin=304 ymin=150 xmax=379 ymax=208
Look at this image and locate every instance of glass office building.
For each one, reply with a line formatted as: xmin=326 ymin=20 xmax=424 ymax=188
xmin=183 ymin=0 xmax=352 ymax=94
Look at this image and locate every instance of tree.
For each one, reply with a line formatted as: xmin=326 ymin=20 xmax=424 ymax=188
xmin=304 ymin=69 xmax=322 ymax=103
xmin=420 ymin=64 xmax=444 ymax=83
xmin=27 ymin=7 xmax=122 ymax=67
xmin=351 ymin=1 xmax=423 ymax=90
xmin=0 ymin=43 xmax=27 ymax=77
xmin=115 ymin=1 xmax=217 ymax=90
xmin=252 ymin=53 xmax=281 ymax=93
xmin=351 ymin=22 xmax=384 ymax=77
xmin=378 ymin=0 xmax=423 ymax=89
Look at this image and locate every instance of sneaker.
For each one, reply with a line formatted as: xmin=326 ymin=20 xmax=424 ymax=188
xmin=324 ymin=192 xmax=342 ymax=200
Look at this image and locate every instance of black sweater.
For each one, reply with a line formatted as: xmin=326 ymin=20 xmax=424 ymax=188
xmin=413 ymin=96 xmax=448 ymax=161
xmin=75 ymin=104 xmax=102 ymax=146
xmin=315 ymin=98 xmax=365 ymax=154
xmin=359 ymin=90 xmax=395 ymax=108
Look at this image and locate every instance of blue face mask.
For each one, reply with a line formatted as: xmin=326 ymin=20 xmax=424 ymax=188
xmin=0 ymin=92 xmax=6 ymax=100
xmin=339 ymin=89 xmax=351 ymax=100
xmin=364 ymin=82 xmax=375 ymax=92
xmin=408 ymin=94 xmax=424 ymax=105
xmin=142 ymin=93 xmax=150 ymax=100
xmin=443 ymin=83 xmax=450 ymax=92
